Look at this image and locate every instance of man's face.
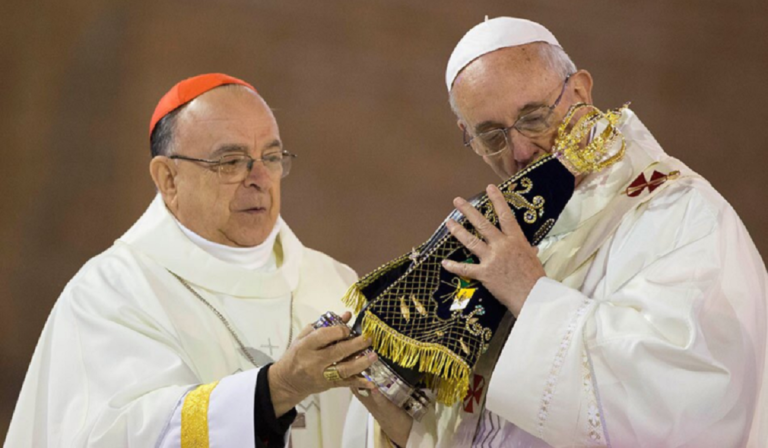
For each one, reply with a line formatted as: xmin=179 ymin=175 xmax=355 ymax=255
xmin=165 ymin=86 xmax=282 ymax=247
xmin=451 ymin=44 xmax=590 ymax=179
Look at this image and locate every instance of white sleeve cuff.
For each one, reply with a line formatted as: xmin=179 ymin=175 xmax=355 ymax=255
xmin=208 ymin=368 xmax=259 ymax=447
xmin=156 ymin=368 xmax=260 ymax=448
xmin=485 ymin=278 xmax=593 ymax=436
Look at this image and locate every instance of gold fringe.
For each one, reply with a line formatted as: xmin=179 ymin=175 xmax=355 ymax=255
xmin=341 ymin=284 xmax=368 ymax=314
xmin=362 ymin=311 xmax=470 ymax=405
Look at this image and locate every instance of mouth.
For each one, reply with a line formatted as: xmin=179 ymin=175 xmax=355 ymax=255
xmin=241 ymin=206 xmax=268 ymax=214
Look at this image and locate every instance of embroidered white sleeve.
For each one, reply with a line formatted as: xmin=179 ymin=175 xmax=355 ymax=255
xmin=156 ymin=368 xmax=259 ymax=448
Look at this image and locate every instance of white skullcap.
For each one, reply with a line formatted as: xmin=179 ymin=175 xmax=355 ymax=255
xmin=445 ymin=16 xmax=560 ymax=92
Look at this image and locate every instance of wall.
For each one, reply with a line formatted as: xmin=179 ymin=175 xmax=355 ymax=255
xmin=1 ymin=0 xmax=766 ymax=438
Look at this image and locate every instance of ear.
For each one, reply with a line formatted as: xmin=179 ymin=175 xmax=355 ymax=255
xmin=570 ymin=69 xmax=594 ymax=105
xmin=149 ymin=156 xmax=179 ymax=210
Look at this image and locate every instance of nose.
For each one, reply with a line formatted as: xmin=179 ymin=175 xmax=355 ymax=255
xmin=507 ymin=130 xmax=541 ymax=168
xmin=243 ymin=159 xmax=274 ymax=190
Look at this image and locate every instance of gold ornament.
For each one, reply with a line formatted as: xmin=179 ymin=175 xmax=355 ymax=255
xmin=323 ymin=365 xmax=343 ymax=382
xmin=552 ymin=102 xmax=629 ymax=175
xmin=400 ymin=296 xmax=411 ymax=323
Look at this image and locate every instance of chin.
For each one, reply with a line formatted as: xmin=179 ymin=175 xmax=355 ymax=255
xmin=231 ymin=230 xmax=272 ymax=248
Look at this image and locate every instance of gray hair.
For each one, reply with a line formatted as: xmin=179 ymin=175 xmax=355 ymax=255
xmin=449 ymin=42 xmax=577 ymax=120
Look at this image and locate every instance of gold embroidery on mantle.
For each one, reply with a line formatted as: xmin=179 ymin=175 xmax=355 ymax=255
xmin=181 ymin=381 xmax=219 ymax=448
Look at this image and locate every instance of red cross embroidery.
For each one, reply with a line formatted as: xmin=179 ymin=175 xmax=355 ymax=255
xmin=625 ymin=170 xmax=680 ymax=197
xmin=463 ymin=374 xmax=485 ymax=413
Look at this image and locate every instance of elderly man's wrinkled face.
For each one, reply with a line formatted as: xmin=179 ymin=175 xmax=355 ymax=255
xmin=451 ymin=44 xmax=592 ymax=179
xmin=159 ymin=87 xmax=282 ymax=247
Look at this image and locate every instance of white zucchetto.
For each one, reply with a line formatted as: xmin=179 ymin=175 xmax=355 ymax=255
xmin=445 ymin=16 xmax=561 ymax=92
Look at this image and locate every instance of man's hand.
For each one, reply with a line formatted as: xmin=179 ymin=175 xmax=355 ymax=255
xmin=269 ymin=311 xmax=377 ymax=417
xmin=351 ymin=387 xmax=412 ymax=448
xmin=442 ymin=184 xmax=546 ymax=317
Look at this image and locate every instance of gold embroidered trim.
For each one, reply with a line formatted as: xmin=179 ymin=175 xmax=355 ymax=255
xmin=342 ymin=284 xmax=368 ymax=314
xmin=342 ymin=253 xmax=412 ymax=313
xmin=181 ymin=381 xmax=219 ymax=448
xmin=532 ymin=218 xmax=556 ymax=246
xmin=361 ymin=310 xmax=470 ymax=405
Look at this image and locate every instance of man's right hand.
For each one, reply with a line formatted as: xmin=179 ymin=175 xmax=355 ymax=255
xmin=268 ymin=311 xmax=377 ymax=417
xmin=352 ymin=387 xmax=413 ymax=447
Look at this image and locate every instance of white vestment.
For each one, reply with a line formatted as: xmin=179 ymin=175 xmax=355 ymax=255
xmin=6 ymin=195 xmax=357 ymax=447
xmin=344 ymin=110 xmax=768 ymax=448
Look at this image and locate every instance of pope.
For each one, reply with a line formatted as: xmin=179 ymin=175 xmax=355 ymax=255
xmin=345 ymin=17 xmax=768 ymax=448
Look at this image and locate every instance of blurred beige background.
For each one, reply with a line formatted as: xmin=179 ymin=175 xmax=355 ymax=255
xmin=1 ymin=0 xmax=766 ymax=439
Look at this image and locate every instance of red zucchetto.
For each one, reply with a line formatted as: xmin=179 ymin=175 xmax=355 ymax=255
xmin=149 ymin=73 xmax=256 ymax=138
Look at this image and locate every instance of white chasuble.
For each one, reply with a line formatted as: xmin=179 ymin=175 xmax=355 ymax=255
xmin=6 ymin=195 xmax=357 ymax=447
xmin=346 ymin=110 xmax=768 ymax=448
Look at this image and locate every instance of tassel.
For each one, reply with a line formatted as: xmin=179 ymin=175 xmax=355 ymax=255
xmin=361 ymin=311 xmax=471 ymax=405
xmin=341 ymin=284 xmax=368 ymax=314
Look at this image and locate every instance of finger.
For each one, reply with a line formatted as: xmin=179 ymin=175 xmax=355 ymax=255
xmin=486 ymin=185 xmax=523 ymax=238
xmin=295 ymin=324 xmax=314 ymax=341
xmin=327 ymin=336 xmax=373 ymax=363
xmin=446 ymin=219 xmax=488 ymax=258
xmin=351 ymin=386 xmax=373 ymax=400
xmin=441 ymin=258 xmax=483 ymax=281
xmin=340 ymin=311 xmax=353 ymax=323
xmin=338 ymin=376 xmax=376 ymax=391
xmin=453 ymin=196 xmax=502 ymax=242
xmin=335 ymin=350 xmax=377 ymax=379
xmin=305 ymin=325 xmax=351 ymax=349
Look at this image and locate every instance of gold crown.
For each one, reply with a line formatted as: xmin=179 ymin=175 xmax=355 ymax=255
xmin=552 ymin=102 xmax=629 ymax=175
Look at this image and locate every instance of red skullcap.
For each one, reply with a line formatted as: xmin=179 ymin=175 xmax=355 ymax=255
xmin=149 ymin=73 xmax=256 ymax=138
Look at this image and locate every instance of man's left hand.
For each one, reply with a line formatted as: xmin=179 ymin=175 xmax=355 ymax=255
xmin=442 ymin=184 xmax=546 ymax=317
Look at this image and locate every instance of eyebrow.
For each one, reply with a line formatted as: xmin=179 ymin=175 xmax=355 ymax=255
xmin=209 ymin=139 xmax=283 ymax=158
xmin=263 ymin=139 xmax=282 ymax=152
xmin=473 ymin=100 xmax=549 ymax=134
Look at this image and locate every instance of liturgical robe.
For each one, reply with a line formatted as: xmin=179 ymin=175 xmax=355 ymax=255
xmin=6 ymin=195 xmax=357 ymax=447
xmin=343 ymin=110 xmax=768 ymax=447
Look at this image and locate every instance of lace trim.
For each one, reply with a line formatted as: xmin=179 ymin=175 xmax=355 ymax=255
xmin=582 ymin=348 xmax=606 ymax=445
xmin=536 ymin=299 xmax=591 ymax=439
xmin=181 ymin=381 xmax=220 ymax=448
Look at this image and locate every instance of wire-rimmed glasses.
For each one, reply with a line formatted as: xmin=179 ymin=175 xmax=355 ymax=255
xmin=169 ymin=150 xmax=297 ymax=183
xmin=463 ymin=74 xmax=573 ymax=157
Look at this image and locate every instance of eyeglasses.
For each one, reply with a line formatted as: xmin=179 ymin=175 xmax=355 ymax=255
xmin=169 ymin=150 xmax=297 ymax=183
xmin=463 ymin=74 xmax=573 ymax=157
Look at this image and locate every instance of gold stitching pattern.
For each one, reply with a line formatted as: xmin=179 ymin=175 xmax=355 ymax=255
xmin=181 ymin=381 xmax=219 ymax=448
xmin=352 ymin=156 xmax=556 ymax=405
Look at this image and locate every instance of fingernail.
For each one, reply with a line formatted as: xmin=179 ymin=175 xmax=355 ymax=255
xmin=454 ymin=197 xmax=466 ymax=206
xmin=442 ymin=259 xmax=450 ymax=267
xmin=358 ymin=388 xmax=370 ymax=397
xmin=367 ymin=352 xmax=378 ymax=361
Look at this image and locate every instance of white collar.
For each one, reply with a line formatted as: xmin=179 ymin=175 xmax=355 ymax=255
xmin=118 ymin=195 xmax=304 ymax=297
xmin=174 ymin=217 xmax=281 ymax=272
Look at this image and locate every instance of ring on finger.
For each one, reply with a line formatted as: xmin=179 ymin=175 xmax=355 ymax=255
xmin=323 ymin=365 xmax=343 ymax=382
